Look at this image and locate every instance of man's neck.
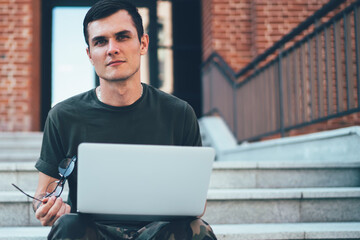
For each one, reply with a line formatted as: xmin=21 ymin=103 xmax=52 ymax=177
xmin=97 ymin=80 xmax=143 ymax=107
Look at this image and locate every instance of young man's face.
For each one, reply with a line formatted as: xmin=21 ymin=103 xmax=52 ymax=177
xmin=86 ymin=10 xmax=148 ymax=83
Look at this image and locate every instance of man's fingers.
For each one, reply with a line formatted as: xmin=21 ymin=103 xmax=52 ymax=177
xmin=43 ymin=197 xmax=63 ymax=223
xmin=35 ymin=196 xmax=55 ymax=219
xmin=47 ymin=202 xmax=71 ymax=226
xmin=65 ymin=203 xmax=71 ymax=214
xmin=35 ymin=197 xmax=66 ymax=226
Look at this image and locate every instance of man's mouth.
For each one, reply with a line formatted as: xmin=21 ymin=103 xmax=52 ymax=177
xmin=107 ymin=60 xmax=125 ymax=66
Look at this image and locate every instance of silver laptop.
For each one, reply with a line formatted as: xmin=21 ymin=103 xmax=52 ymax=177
xmin=77 ymin=143 xmax=215 ymax=221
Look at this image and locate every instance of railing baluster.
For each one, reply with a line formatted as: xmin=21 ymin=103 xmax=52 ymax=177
xmin=308 ymin=38 xmax=314 ymax=120
xmin=260 ymin=72 xmax=266 ymax=134
xmin=278 ymin=48 xmax=285 ymax=137
xmin=286 ymin=53 xmax=292 ymax=126
xmin=209 ymin=66 xmax=214 ymax=113
xmin=269 ymin=65 xmax=274 ymax=131
xmin=270 ymin=66 xmax=275 ymax=132
xmin=344 ymin=12 xmax=355 ymax=110
xmin=275 ymin=62 xmax=280 ymax=130
xmin=316 ymin=28 xmax=324 ymax=118
xmin=250 ymin=79 xmax=256 ymax=137
xmin=324 ymin=26 xmax=333 ymax=115
xmin=354 ymin=4 xmax=360 ymax=108
xmin=264 ymin=68 xmax=269 ymax=132
xmin=334 ymin=19 xmax=343 ymax=113
xmin=294 ymin=48 xmax=299 ymax=124
xmin=300 ymin=43 xmax=306 ymax=122
xmin=233 ymin=81 xmax=238 ymax=140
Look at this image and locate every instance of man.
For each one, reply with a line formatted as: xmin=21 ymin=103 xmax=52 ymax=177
xmin=33 ymin=0 xmax=217 ymax=239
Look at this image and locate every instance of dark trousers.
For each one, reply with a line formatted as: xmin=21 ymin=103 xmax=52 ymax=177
xmin=48 ymin=213 xmax=217 ymax=240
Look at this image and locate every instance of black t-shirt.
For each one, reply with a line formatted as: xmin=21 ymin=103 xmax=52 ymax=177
xmin=35 ymin=83 xmax=202 ymax=211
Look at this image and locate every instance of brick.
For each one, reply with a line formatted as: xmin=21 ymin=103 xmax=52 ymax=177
xmin=0 ymin=0 xmax=34 ymax=131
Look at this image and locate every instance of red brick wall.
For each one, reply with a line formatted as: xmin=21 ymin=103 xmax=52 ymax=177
xmin=202 ymin=0 xmax=356 ymax=72
xmin=202 ymin=0 xmax=253 ymax=71
xmin=0 ymin=0 xmax=40 ymax=131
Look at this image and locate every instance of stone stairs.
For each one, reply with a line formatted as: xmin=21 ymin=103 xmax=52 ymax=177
xmin=1 ymin=132 xmax=360 ymax=239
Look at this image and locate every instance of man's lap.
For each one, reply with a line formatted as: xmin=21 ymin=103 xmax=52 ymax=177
xmin=48 ymin=213 xmax=217 ymax=240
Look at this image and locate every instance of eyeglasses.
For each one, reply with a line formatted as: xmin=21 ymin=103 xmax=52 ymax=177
xmin=12 ymin=156 xmax=77 ymax=202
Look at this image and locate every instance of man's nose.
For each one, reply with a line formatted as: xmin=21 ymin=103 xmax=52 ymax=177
xmin=107 ymin=39 xmax=119 ymax=56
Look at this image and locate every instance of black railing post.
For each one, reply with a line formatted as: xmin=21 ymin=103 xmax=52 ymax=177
xmin=333 ymin=19 xmax=340 ymax=113
xmin=354 ymin=4 xmax=360 ymax=108
xmin=343 ymin=12 xmax=350 ymax=110
xmin=233 ymin=82 xmax=238 ymax=140
xmin=308 ymin=37 xmax=313 ymax=120
xmin=209 ymin=66 xmax=213 ymax=113
xmin=324 ymin=26 xmax=332 ymax=116
xmin=278 ymin=47 xmax=285 ymax=137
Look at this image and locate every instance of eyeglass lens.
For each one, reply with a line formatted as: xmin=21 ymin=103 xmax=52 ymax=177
xmin=58 ymin=156 xmax=76 ymax=178
xmin=45 ymin=180 xmax=64 ymax=198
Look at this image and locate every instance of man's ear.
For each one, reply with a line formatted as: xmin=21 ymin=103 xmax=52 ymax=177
xmin=140 ymin=34 xmax=149 ymax=55
xmin=86 ymin=47 xmax=94 ymax=65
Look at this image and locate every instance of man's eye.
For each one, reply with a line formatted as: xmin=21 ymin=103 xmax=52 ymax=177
xmin=117 ymin=35 xmax=130 ymax=41
xmin=94 ymin=40 xmax=106 ymax=46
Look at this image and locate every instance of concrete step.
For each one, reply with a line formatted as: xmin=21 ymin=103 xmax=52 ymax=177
xmin=0 ymin=191 xmax=69 ymax=227
xmin=0 ymin=162 xmax=38 ymax=191
xmin=0 ymin=132 xmax=43 ymax=141
xmin=2 ymin=188 xmax=360 ymax=226
xmin=0 ymin=133 xmax=42 ymax=162
xmin=1 ymin=222 xmax=360 ymax=240
xmin=0 ymin=153 xmax=39 ymax=162
xmin=202 ymin=123 xmax=360 ymax=162
xmin=203 ymin=188 xmax=360 ymax=224
xmin=2 ymin=160 xmax=360 ymax=191
xmin=0 ymin=227 xmax=50 ymax=240
xmin=211 ymin=160 xmax=360 ymax=189
xmin=212 ymin=222 xmax=360 ymax=240
xmin=0 ymin=142 xmax=41 ymax=151
xmin=0 ymin=143 xmax=41 ymax=157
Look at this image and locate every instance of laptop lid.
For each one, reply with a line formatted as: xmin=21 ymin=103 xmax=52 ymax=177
xmin=77 ymin=143 xmax=215 ymax=221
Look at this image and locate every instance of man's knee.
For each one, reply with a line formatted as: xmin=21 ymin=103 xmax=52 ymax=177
xmin=190 ymin=218 xmax=217 ymax=240
xmin=48 ymin=213 xmax=96 ymax=240
xmin=151 ymin=218 xmax=217 ymax=240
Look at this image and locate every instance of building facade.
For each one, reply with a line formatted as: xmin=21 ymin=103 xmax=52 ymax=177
xmin=1 ymin=0 xmax=359 ymax=142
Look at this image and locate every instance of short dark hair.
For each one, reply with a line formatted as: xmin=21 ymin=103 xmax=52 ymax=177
xmin=83 ymin=0 xmax=144 ymax=46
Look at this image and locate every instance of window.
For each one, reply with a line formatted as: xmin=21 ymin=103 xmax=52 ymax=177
xmin=50 ymin=3 xmax=173 ymax=107
xmin=51 ymin=7 xmax=93 ymax=106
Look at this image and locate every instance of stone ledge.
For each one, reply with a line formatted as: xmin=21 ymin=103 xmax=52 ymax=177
xmin=213 ymin=160 xmax=360 ymax=169
xmin=3 ymin=159 xmax=359 ymax=172
xmin=207 ymin=188 xmax=360 ymax=200
xmin=0 ymin=162 xmax=36 ymax=171
xmin=0 ymin=153 xmax=39 ymax=162
xmin=0 ymin=132 xmax=43 ymax=139
xmin=2 ymin=188 xmax=360 ymax=202
xmin=212 ymin=222 xmax=360 ymax=239
xmin=0 ymin=227 xmax=50 ymax=240
xmin=0 ymin=142 xmax=41 ymax=149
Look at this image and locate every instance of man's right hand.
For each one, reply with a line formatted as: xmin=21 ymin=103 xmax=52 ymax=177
xmin=35 ymin=196 xmax=71 ymax=226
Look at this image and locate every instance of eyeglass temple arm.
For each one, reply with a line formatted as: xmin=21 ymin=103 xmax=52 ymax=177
xmin=11 ymin=183 xmax=44 ymax=202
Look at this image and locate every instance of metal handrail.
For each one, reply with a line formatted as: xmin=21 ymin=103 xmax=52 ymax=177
xmin=202 ymin=0 xmax=360 ymax=142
